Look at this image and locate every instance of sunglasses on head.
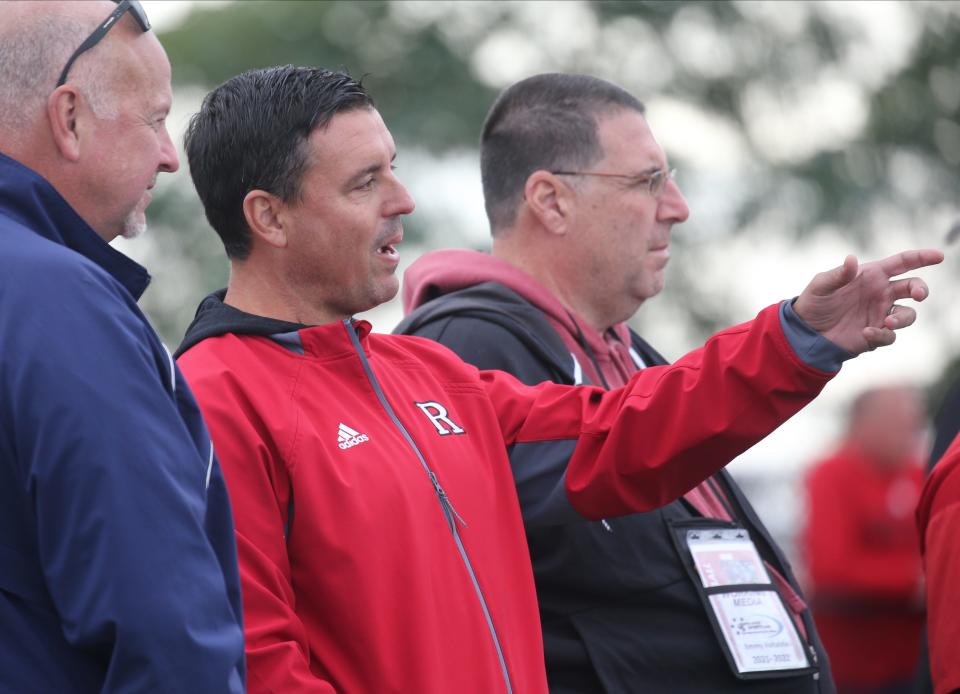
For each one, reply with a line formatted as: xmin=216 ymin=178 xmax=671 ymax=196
xmin=56 ymin=0 xmax=150 ymax=88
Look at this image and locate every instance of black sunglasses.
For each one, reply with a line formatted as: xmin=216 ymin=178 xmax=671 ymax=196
xmin=56 ymin=0 xmax=151 ymax=88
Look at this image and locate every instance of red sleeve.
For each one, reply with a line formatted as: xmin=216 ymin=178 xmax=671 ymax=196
xmin=919 ymin=435 xmax=960 ymax=694
xmin=483 ymin=303 xmax=835 ymax=518
xmin=180 ymin=357 xmax=336 ymax=694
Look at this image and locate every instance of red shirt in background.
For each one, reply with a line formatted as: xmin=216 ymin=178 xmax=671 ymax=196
xmin=803 ymin=444 xmax=924 ymax=690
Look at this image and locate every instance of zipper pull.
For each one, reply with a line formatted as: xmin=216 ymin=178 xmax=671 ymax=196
xmin=427 ymin=470 xmax=467 ymax=528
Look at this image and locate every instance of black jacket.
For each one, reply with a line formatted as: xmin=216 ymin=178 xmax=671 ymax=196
xmin=397 ymin=281 xmax=835 ymax=694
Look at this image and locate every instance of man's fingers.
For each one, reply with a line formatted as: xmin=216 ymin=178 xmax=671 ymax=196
xmin=888 ymin=277 xmax=930 ymax=302
xmin=863 ymin=326 xmax=896 ymax=349
xmin=877 ymin=248 xmax=944 ymax=278
xmin=813 ymin=254 xmax=859 ymax=295
xmin=884 ymin=305 xmax=916 ymax=330
xmin=910 ymin=277 xmax=930 ymax=302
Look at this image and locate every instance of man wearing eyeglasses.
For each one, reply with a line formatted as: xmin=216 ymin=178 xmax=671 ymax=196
xmin=398 ymin=73 xmax=837 ymax=692
xmin=176 ymin=65 xmax=941 ymax=693
xmin=0 ymin=3 xmax=244 ymax=691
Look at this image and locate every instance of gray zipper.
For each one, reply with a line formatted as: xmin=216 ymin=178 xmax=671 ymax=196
xmin=344 ymin=320 xmax=513 ymax=694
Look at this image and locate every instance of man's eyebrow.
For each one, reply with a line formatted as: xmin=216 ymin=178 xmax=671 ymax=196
xmin=345 ymin=161 xmax=386 ymax=186
xmin=634 ymin=163 xmax=667 ymax=176
xmin=346 ymin=152 xmax=397 ymax=184
xmin=351 ymin=163 xmax=380 ymax=179
xmin=149 ymin=103 xmax=171 ymax=120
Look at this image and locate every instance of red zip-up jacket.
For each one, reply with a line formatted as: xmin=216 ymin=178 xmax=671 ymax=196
xmin=917 ymin=433 xmax=960 ymax=694
xmin=177 ymin=295 xmax=833 ymax=693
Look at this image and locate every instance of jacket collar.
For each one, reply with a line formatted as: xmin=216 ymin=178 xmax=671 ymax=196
xmin=296 ymin=318 xmax=373 ymax=359
xmin=176 ymin=288 xmax=375 ymax=360
xmin=0 ymin=152 xmax=150 ymax=299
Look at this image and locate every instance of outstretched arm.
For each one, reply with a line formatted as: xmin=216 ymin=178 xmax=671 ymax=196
xmin=793 ymin=249 xmax=943 ymax=354
xmin=484 ymin=248 xmax=943 ymax=523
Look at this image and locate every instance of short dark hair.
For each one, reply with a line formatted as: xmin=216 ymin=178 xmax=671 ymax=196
xmin=185 ymin=66 xmax=373 ymax=259
xmin=480 ymin=73 xmax=645 ymax=233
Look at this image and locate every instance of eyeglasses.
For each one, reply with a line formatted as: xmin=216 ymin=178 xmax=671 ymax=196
xmin=56 ymin=0 xmax=151 ymax=88
xmin=552 ymin=167 xmax=676 ymax=198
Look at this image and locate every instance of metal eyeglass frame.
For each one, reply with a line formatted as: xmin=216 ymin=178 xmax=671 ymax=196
xmin=552 ymin=168 xmax=677 ymax=197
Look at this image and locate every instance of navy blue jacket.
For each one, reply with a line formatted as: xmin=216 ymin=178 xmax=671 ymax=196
xmin=0 ymin=153 xmax=245 ymax=692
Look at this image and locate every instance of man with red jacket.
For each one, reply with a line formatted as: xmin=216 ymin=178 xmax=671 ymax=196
xmin=917 ymin=421 xmax=960 ymax=694
xmin=803 ymin=386 xmax=926 ymax=694
xmin=176 ymin=65 xmax=940 ymax=693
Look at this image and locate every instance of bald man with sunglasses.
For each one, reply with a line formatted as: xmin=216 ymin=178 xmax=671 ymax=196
xmin=0 ymin=3 xmax=244 ymax=691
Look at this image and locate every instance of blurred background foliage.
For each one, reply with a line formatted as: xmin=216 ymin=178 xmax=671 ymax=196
xmin=137 ymin=0 xmax=959 ymax=352
xmin=129 ymin=0 xmax=958 ymax=564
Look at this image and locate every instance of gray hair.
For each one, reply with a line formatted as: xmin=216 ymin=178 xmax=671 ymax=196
xmin=0 ymin=10 xmax=119 ymax=136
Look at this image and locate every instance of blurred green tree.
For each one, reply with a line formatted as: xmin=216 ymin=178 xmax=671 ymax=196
xmin=143 ymin=0 xmax=959 ymax=347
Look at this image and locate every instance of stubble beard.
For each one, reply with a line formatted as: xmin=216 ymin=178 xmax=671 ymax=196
xmin=120 ymin=191 xmax=152 ymax=240
xmin=121 ymin=212 xmax=147 ymax=240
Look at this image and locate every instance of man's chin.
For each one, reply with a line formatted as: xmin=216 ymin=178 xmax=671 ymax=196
xmin=376 ymin=276 xmax=400 ymax=304
xmin=121 ymin=216 xmax=147 ymax=240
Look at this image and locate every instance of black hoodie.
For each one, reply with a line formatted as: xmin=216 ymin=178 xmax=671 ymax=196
xmin=397 ymin=249 xmax=835 ymax=694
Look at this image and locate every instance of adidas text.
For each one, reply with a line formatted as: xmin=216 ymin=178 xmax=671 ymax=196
xmin=338 ymin=433 xmax=369 ymax=450
xmin=337 ymin=422 xmax=370 ymax=449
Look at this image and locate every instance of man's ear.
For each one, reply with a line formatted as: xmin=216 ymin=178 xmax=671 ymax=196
xmin=243 ymin=189 xmax=289 ymax=250
xmin=523 ymin=170 xmax=573 ymax=236
xmin=46 ymin=86 xmax=82 ymax=161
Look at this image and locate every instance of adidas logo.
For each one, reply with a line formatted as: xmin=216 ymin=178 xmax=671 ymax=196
xmin=337 ymin=422 xmax=369 ymax=450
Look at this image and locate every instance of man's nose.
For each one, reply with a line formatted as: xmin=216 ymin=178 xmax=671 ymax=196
xmin=158 ymin=126 xmax=180 ymax=174
xmin=388 ymin=176 xmax=416 ymax=216
xmin=658 ymin=178 xmax=689 ymax=223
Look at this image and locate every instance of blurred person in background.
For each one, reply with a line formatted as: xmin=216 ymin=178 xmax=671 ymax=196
xmin=397 ymin=72 xmax=839 ymax=694
xmin=0 ymin=1 xmax=245 ymax=691
xmin=802 ymin=385 xmax=926 ymax=694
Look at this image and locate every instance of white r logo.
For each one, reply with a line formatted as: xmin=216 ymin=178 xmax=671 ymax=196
xmin=414 ymin=401 xmax=465 ymax=436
